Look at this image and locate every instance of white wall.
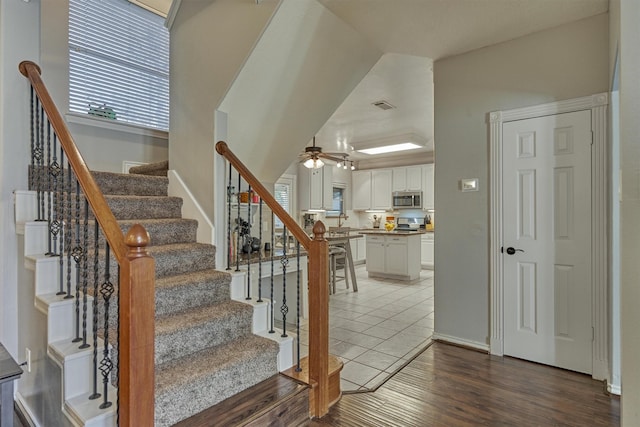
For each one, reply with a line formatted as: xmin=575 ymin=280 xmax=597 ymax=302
xmin=0 ymin=0 xmax=40 ymax=357
xmin=619 ymin=0 xmax=640 ymax=422
xmin=433 ymin=14 xmax=609 ymax=347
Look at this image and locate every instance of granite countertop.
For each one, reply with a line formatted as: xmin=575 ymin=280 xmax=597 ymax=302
xmin=358 ymin=229 xmax=426 ymax=236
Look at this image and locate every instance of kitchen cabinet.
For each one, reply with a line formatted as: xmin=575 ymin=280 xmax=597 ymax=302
xmin=392 ymin=166 xmax=422 ymax=192
xmin=352 ymin=169 xmax=392 ymax=210
xmin=371 ymin=169 xmax=392 ymax=210
xmin=298 ymin=165 xmax=332 ymax=211
xmin=349 ymin=236 xmax=367 ymax=264
xmin=352 ymin=170 xmax=372 ymax=210
xmin=422 ymin=163 xmax=434 ymax=210
xmin=421 ymin=232 xmax=434 ymax=269
xmin=365 ymin=233 xmax=421 ymax=280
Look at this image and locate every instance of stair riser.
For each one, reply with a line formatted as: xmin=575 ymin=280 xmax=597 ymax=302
xmin=155 ymin=280 xmax=230 ymax=317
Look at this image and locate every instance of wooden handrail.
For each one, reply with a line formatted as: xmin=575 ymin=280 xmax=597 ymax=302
xmin=19 ymin=61 xmax=155 ymax=426
xmin=19 ymin=60 xmax=128 ymax=262
xmin=216 ymin=141 xmax=311 ymax=250
xmin=215 ymin=140 xmax=331 ymax=417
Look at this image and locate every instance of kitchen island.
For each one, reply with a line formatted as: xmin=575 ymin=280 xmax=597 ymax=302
xmin=359 ymin=230 xmax=423 ymax=281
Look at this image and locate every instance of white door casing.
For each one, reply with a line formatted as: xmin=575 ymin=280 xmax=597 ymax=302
xmin=502 ymin=111 xmax=592 ymax=374
xmin=489 ymin=93 xmax=609 ymax=381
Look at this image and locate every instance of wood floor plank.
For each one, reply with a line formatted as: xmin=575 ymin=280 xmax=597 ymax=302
xmin=312 ymin=342 xmax=619 ymax=426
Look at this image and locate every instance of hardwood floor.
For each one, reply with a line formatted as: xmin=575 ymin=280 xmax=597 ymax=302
xmin=311 ymin=342 xmax=620 ymax=427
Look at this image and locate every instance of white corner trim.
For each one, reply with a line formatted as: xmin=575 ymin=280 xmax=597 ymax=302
xmin=608 ymin=383 xmax=621 ymax=396
xmin=165 ymin=0 xmax=182 ymax=30
xmin=432 ymin=333 xmax=490 ymax=353
xmin=489 ymin=93 xmax=609 ymax=379
xmin=167 ymin=170 xmax=214 ymax=244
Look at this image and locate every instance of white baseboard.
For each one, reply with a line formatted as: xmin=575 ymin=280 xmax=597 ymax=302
xmin=167 ymin=170 xmax=214 ymax=244
xmin=432 ymin=332 xmax=490 ymax=352
xmin=15 ymin=392 xmax=39 ymax=427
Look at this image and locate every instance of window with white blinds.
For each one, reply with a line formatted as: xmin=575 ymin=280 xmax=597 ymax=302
xmin=274 ymin=182 xmax=290 ymax=228
xmin=69 ymin=0 xmax=170 ymax=131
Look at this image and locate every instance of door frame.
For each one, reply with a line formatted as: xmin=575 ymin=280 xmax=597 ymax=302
xmin=488 ymin=93 xmax=609 ymax=381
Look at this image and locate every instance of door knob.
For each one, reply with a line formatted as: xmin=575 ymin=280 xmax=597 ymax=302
xmin=505 ymin=247 xmax=524 ymax=255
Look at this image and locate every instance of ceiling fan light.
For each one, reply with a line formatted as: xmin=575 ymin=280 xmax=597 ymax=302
xmin=315 ymin=158 xmax=324 ymax=168
xmin=303 ymin=158 xmax=315 ymax=168
xmin=304 ymin=157 xmax=324 ymax=169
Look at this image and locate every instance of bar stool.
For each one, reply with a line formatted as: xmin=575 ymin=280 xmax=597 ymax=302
xmin=329 ymin=245 xmax=349 ymax=294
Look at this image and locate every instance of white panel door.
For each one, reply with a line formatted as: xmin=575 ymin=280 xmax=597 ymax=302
xmin=503 ymin=110 xmax=592 ymax=374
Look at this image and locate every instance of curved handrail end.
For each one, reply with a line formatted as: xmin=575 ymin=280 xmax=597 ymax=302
xmin=19 ymin=60 xmax=41 ymax=77
xmin=215 ymin=141 xmax=228 ymax=155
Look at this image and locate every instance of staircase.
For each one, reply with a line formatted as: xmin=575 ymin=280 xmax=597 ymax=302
xmin=18 ymin=166 xmax=310 ymax=426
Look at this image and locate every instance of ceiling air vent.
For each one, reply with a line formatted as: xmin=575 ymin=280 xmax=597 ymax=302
xmin=372 ymin=100 xmax=395 ymax=111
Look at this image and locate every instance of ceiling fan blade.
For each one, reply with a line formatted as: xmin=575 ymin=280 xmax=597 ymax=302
xmin=319 ymin=153 xmax=346 ymax=163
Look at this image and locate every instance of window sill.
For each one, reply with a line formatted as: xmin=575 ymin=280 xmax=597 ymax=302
xmin=66 ymin=112 xmax=169 ymax=140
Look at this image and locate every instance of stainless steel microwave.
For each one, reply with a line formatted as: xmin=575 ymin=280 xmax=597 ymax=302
xmin=392 ymin=191 xmax=422 ymax=209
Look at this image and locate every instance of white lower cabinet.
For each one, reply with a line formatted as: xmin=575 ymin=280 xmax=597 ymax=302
xmin=365 ymin=234 xmax=421 ymax=280
xmin=349 ymin=237 xmax=367 ymax=264
xmin=421 ymin=233 xmax=434 ymax=269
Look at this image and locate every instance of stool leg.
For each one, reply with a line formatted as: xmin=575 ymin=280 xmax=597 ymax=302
xmin=331 ymin=254 xmax=336 ymax=294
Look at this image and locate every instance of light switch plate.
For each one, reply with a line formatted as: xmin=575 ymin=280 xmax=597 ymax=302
xmin=460 ymin=178 xmax=479 ymax=192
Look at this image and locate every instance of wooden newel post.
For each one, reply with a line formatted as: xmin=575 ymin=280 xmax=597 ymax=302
xmin=308 ymin=221 xmax=329 ymax=417
xmin=120 ymin=224 xmax=155 ymax=426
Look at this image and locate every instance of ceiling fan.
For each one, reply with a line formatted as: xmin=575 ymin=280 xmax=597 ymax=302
xmin=299 ymin=137 xmax=350 ymax=169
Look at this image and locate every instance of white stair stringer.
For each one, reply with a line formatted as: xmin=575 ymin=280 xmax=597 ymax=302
xmin=64 ymin=387 xmax=117 ymax=427
xmin=230 ymin=270 xmax=297 ymax=371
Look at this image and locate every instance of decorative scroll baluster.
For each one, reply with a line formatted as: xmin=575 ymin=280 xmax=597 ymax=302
xmin=57 ymin=151 xmax=67 ymax=296
xmin=257 ymin=199 xmax=263 ymax=303
xmin=45 ymin=120 xmax=53 ymax=255
xmin=29 ymin=87 xmax=35 ymax=191
xmin=49 ymin=133 xmax=62 ymax=258
xmin=280 ymin=226 xmax=289 ymax=338
xmin=236 ymin=172 xmax=241 ymax=272
xmin=89 ymin=221 xmax=101 ymax=400
xmin=269 ymin=211 xmax=275 ymax=334
xmin=226 ymin=165 xmax=233 ymax=271
xmin=64 ymin=162 xmax=74 ymax=299
xmin=72 ymin=181 xmax=84 ymax=343
xmin=35 ymin=103 xmax=44 ymax=221
xmin=296 ymin=241 xmax=302 ymax=372
xmin=79 ymin=199 xmax=90 ymax=349
xmin=246 ymin=184 xmax=252 ymax=300
xmin=99 ymin=244 xmax=114 ymax=409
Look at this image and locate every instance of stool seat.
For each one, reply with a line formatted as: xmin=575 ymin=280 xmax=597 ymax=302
xmin=329 ymin=246 xmax=349 ymax=294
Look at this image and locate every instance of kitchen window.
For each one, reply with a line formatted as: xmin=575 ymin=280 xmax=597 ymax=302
xmin=274 ymin=174 xmax=295 ymax=229
xmin=68 ymin=0 xmax=170 ymax=131
xmin=326 ymin=185 xmax=345 ymax=217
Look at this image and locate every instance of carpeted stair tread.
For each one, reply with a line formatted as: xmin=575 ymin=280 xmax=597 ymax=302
xmin=155 ymin=335 xmax=279 ymax=427
xmin=117 ymin=218 xmax=198 ymax=246
xmin=92 ymin=170 xmax=168 ymax=195
xmin=105 ymin=195 xmax=182 ymax=220
xmin=155 ymin=269 xmax=231 ymax=317
xmin=128 ymin=160 xmax=169 ymax=177
xmin=146 ymin=243 xmax=217 ymax=277
xmin=155 ymin=300 xmax=253 ymax=365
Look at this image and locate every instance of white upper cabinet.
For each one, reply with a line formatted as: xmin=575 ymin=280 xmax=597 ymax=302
xmin=371 ymin=169 xmax=392 ymax=210
xmin=422 ymin=163 xmax=434 ymax=210
xmin=352 ymin=170 xmax=372 ymax=210
xmin=392 ymin=166 xmax=422 ymax=192
xmin=299 ymin=165 xmax=333 ymax=211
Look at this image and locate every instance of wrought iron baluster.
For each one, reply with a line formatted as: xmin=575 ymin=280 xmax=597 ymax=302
xmin=79 ymin=199 xmax=90 ymax=349
xmin=89 ymin=221 xmax=101 ymax=400
xmin=29 ymin=87 xmax=35 ymax=190
xmin=72 ymin=180 xmax=84 ymax=343
xmin=296 ymin=241 xmax=301 ymax=371
xmin=226 ymin=165 xmax=233 ymax=271
xmin=280 ymin=226 xmax=289 ymax=338
xmin=35 ymin=102 xmax=44 ymax=221
xmin=99 ymin=244 xmax=114 ymax=409
xmin=49 ymin=133 xmax=62 ymax=258
xmin=257 ymin=199 xmax=263 ymax=302
xmin=64 ymin=160 xmax=74 ymax=299
xmin=246 ymin=184 xmax=252 ymax=300
xmin=57 ymin=150 xmax=67 ymax=296
xmin=45 ymin=120 xmax=53 ymax=255
xmin=235 ymin=171 xmax=241 ymax=272
xmin=269 ymin=211 xmax=275 ymax=334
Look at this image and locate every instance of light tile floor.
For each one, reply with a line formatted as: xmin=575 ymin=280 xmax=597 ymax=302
xmin=297 ymin=265 xmax=434 ymax=392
